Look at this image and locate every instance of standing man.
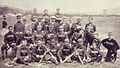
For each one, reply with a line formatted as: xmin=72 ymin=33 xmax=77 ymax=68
xmin=102 ymin=32 xmax=119 ymax=62
xmin=42 ymin=9 xmax=50 ymax=20
xmin=1 ymin=15 xmax=8 ymax=36
xmin=54 ymin=8 xmax=62 ymax=18
xmin=14 ymin=14 xmax=25 ymax=45
xmin=23 ymin=17 xmax=32 ymax=34
xmin=54 ymin=8 xmax=62 ymax=23
xmin=31 ymin=8 xmax=40 ymax=20
xmin=41 ymin=9 xmax=50 ymax=31
xmin=84 ymin=17 xmax=96 ymax=48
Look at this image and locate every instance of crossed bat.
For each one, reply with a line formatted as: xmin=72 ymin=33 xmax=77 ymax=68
xmin=38 ymin=42 xmax=84 ymax=65
xmin=39 ymin=44 xmax=58 ymax=64
xmin=61 ymin=47 xmax=84 ymax=65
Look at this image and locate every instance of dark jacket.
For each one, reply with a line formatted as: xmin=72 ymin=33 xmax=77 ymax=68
xmin=4 ymin=31 xmax=17 ymax=44
xmin=85 ymin=23 xmax=96 ymax=33
xmin=14 ymin=22 xmax=25 ymax=33
xmin=2 ymin=20 xmax=7 ymax=28
xmin=102 ymin=38 xmax=119 ymax=50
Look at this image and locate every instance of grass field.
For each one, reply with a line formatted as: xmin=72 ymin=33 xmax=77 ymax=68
xmin=0 ymin=16 xmax=120 ymax=68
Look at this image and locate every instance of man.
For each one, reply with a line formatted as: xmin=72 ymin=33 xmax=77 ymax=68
xmin=13 ymin=39 xmax=31 ymax=65
xmin=71 ymin=18 xmax=83 ymax=32
xmin=14 ymin=14 xmax=25 ymax=45
xmin=70 ymin=18 xmax=84 ymax=44
xmin=57 ymin=38 xmax=73 ymax=63
xmin=31 ymin=39 xmax=46 ymax=62
xmin=102 ymin=32 xmax=119 ymax=62
xmin=57 ymin=26 xmax=66 ymax=43
xmin=24 ymin=31 xmax=33 ymax=45
xmin=54 ymin=8 xmax=62 ymax=23
xmin=42 ymin=9 xmax=50 ymax=20
xmin=63 ymin=19 xmax=70 ymax=32
xmin=50 ymin=16 xmax=56 ymax=25
xmin=44 ymin=25 xmax=59 ymax=64
xmin=45 ymin=25 xmax=57 ymax=48
xmin=84 ymin=17 xmax=96 ymax=47
xmin=88 ymin=32 xmax=102 ymax=62
xmin=41 ymin=9 xmax=50 ymax=31
xmin=23 ymin=17 xmax=32 ymax=33
xmin=1 ymin=26 xmax=17 ymax=60
xmin=67 ymin=18 xmax=75 ymax=40
xmin=70 ymin=31 xmax=82 ymax=44
xmin=72 ymin=39 xmax=89 ymax=63
xmin=31 ymin=8 xmax=40 ymax=19
xmin=1 ymin=15 xmax=8 ymax=36
xmin=54 ymin=8 xmax=62 ymax=18
xmin=53 ymin=19 xmax=62 ymax=33
xmin=32 ymin=25 xmax=45 ymax=42
xmin=31 ymin=18 xmax=38 ymax=33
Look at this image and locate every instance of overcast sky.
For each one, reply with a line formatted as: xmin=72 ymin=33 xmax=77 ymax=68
xmin=0 ymin=0 xmax=120 ymax=14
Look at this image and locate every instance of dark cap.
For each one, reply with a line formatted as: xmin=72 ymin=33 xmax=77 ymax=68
xmin=88 ymin=17 xmax=93 ymax=20
xmin=16 ymin=14 xmax=22 ymax=19
xmin=3 ymin=15 xmax=6 ymax=19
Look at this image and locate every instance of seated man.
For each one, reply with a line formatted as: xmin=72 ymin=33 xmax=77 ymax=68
xmin=46 ymin=39 xmax=59 ymax=64
xmin=24 ymin=30 xmax=33 ymax=45
xmin=31 ymin=39 xmax=46 ymax=62
xmin=102 ymin=32 xmax=119 ymax=62
xmin=57 ymin=38 xmax=73 ymax=63
xmin=70 ymin=31 xmax=83 ymax=44
xmin=88 ymin=32 xmax=102 ymax=62
xmin=57 ymin=26 xmax=66 ymax=43
xmin=72 ymin=39 xmax=89 ymax=63
xmin=1 ymin=26 xmax=17 ymax=60
xmin=13 ymin=39 xmax=31 ymax=65
xmin=32 ymin=24 xmax=45 ymax=42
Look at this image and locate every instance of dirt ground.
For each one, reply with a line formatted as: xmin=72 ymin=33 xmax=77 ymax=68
xmin=1 ymin=58 xmax=120 ymax=68
xmin=0 ymin=16 xmax=120 ymax=68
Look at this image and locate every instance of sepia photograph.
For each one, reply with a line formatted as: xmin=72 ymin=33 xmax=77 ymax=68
xmin=0 ymin=0 xmax=120 ymax=68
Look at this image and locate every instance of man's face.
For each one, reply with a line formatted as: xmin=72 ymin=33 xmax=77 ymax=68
xmin=9 ymin=27 xmax=13 ymax=32
xmin=33 ymin=30 xmax=37 ymax=35
xmin=37 ymin=25 xmax=42 ymax=31
xmin=108 ymin=35 xmax=113 ymax=39
xmin=33 ymin=9 xmax=37 ymax=14
xmin=17 ymin=18 xmax=21 ymax=22
xmin=77 ymin=19 xmax=81 ymax=23
xmin=22 ymin=40 xmax=27 ymax=45
xmin=76 ymin=19 xmax=81 ymax=25
xmin=37 ymin=40 xmax=42 ymax=46
xmin=88 ymin=17 xmax=94 ymax=23
xmin=3 ymin=18 xmax=6 ymax=20
xmin=38 ymin=18 xmax=42 ymax=22
xmin=51 ymin=18 xmax=56 ymax=22
xmin=78 ymin=40 xmax=83 ymax=45
xmin=44 ymin=10 xmax=48 ymax=14
xmin=57 ymin=9 xmax=60 ymax=13
xmin=23 ymin=18 xmax=27 ymax=23
xmin=49 ymin=26 xmax=54 ymax=32
xmin=69 ymin=18 xmax=74 ymax=23
xmin=65 ymin=40 xmax=69 ymax=45
xmin=59 ymin=27 xmax=64 ymax=32
xmin=93 ymin=33 xmax=98 ymax=38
